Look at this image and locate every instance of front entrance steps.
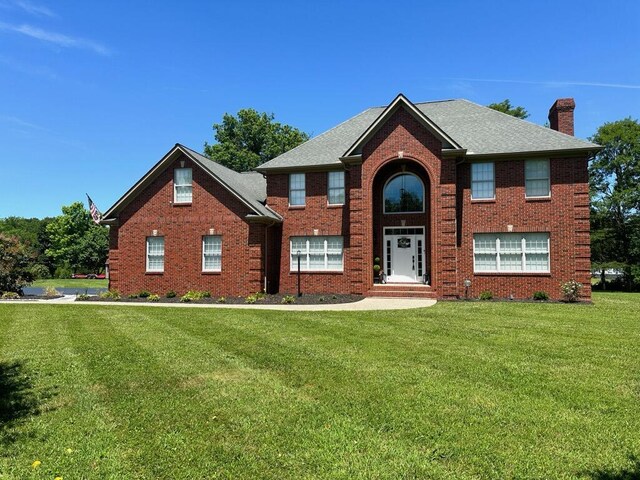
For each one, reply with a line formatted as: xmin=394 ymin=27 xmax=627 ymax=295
xmin=366 ymin=283 xmax=437 ymax=299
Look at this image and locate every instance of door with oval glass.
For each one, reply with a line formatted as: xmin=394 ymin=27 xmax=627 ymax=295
xmin=383 ymin=227 xmax=425 ymax=283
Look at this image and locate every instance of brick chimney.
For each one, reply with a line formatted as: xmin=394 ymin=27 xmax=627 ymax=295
xmin=548 ymin=98 xmax=575 ymax=136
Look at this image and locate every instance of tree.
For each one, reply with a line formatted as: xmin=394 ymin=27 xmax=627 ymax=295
xmin=589 ymin=117 xmax=640 ymax=288
xmin=0 ymin=234 xmax=34 ymax=294
xmin=204 ymin=109 xmax=309 ymax=172
xmin=0 ymin=216 xmax=55 ymax=278
xmin=487 ymin=99 xmax=529 ymax=119
xmin=45 ymin=202 xmax=109 ymax=274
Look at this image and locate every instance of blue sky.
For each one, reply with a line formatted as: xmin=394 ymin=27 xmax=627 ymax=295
xmin=1 ymin=0 xmax=638 ymax=218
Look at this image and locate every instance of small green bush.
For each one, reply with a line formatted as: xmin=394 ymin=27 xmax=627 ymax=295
xmin=100 ymin=290 xmax=121 ymax=300
xmin=44 ymin=286 xmax=61 ymax=297
xmin=127 ymin=293 xmax=138 ymax=299
xmin=479 ymin=291 xmax=493 ymax=301
xmin=561 ymin=280 xmax=583 ymax=302
xmin=76 ymin=293 xmax=90 ymax=301
xmin=216 ymin=296 xmax=226 ymax=304
xmin=1 ymin=291 xmax=20 ymax=299
xmin=30 ymin=263 xmax=51 ymax=280
xmin=245 ymin=294 xmax=257 ymax=304
xmin=533 ymin=291 xmax=549 ymax=301
xmin=281 ymin=295 xmax=296 ymax=304
xmin=166 ymin=290 xmax=177 ymax=298
xmin=180 ymin=290 xmax=209 ymax=302
xmin=255 ymin=291 xmax=266 ymax=300
xmin=147 ymin=294 xmax=160 ymax=302
xmin=138 ymin=290 xmax=151 ymax=298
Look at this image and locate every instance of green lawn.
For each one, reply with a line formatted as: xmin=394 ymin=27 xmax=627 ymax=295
xmin=1 ymin=293 xmax=639 ymax=479
xmin=31 ymin=278 xmax=108 ymax=289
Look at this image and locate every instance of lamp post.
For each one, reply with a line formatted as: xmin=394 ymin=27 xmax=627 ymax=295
xmin=464 ymin=279 xmax=471 ymax=299
xmin=297 ymin=250 xmax=302 ymax=297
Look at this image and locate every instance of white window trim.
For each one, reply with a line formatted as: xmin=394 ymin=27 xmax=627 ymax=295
xmin=473 ymin=233 xmax=550 ymax=273
xmin=327 ymin=171 xmax=345 ymax=206
xmin=525 ymin=159 xmax=551 ymax=198
xmin=146 ymin=236 xmax=165 ymax=273
xmin=290 ymin=236 xmax=344 ymax=272
xmin=383 ymin=172 xmax=426 ymax=214
xmin=202 ymin=235 xmax=222 ymax=272
xmin=174 ymin=168 xmax=193 ymax=204
xmin=471 ymin=162 xmax=495 ymax=200
xmin=289 ymin=173 xmax=306 ymax=207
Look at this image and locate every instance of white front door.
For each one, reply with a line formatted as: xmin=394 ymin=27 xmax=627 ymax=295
xmin=383 ymin=227 xmax=425 ymax=283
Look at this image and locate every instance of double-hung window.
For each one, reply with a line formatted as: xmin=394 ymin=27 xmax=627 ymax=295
xmin=174 ymin=168 xmax=193 ymax=203
xmin=525 ymin=159 xmax=550 ymax=197
xmin=146 ymin=236 xmax=165 ymax=272
xmin=473 ymin=233 xmax=550 ymax=273
xmin=290 ymin=236 xmax=343 ymax=271
xmin=471 ymin=162 xmax=495 ymax=200
xmin=289 ymin=173 xmax=305 ymax=206
xmin=202 ymin=236 xmax=222 ymax=272
xmin=328 ymin=171 xmax=345 ymax=205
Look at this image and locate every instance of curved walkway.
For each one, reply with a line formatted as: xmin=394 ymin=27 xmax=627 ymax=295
xmin=6 ymin=295 xmax=437 ymax=311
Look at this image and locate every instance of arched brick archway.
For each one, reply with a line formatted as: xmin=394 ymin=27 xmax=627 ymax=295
xmin=371 ymin=159 xmax=432 ymax=284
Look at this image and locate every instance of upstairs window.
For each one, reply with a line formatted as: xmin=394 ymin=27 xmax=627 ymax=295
xmin=525 ymin=159 xmax=550 ymax=197
xmin=289 ymin=173 xmax=305 ymax=206
xmin=383 ymin=173 xmax=424 ymax=213
xmin=328 ymin=171 xmax=345 ymax=205
xmin=146 ymin=236 xmax=165 ymax=272
xmin=174 ymin=168 xmax=192 ymax=203
xmin=471 ymin=162 xmax=495 ymax=200
xmin=202 ymin=235 xmax=222 ymax=272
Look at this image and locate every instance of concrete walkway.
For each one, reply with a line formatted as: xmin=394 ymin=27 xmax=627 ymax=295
xmin=5 ymin=295 xmax=437 ymax=311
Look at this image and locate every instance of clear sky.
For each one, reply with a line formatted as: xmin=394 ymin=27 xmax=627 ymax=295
xmin=1 ymin=0 xmax=638 ymax=218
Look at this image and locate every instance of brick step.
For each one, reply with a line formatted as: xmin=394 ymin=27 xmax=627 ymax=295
xmin=366 ymin=284 xmax=437 ymax=298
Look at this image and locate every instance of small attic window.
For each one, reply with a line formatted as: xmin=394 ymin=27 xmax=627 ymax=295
xmin=174 ymin=168 xmax=192 ymax=203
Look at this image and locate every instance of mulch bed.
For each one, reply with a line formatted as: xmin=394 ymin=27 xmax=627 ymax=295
xmin=77 ymin=293 xmax=364 ymax=305
xmin=0 ymin=295 xmax=64 ymax=301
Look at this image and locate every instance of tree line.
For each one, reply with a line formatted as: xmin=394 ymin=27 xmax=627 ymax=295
xmin=0 ymin=202 xmax=108 ymax=293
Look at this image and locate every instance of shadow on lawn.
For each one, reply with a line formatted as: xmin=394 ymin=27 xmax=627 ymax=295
xmin=583 ymin=455 xmax=640 ymax=480
xmin=0 ymin=361 xmax=52 ymax=446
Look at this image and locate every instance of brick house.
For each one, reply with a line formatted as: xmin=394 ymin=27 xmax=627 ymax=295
xmin=101 ymin=94 xmax=598 ymax=300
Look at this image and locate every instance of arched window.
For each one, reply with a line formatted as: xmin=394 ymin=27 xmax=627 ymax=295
xmin=383 ymin=173 xmax=424 ymax=213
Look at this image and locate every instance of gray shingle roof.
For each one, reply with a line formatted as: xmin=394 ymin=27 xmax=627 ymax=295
xmin=179 ymin=145 xmax=279 ymax=220
xmin=256 ymin=99 xmax=599 ymax=171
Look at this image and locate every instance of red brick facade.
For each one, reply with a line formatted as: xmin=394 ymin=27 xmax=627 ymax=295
xmin=108 ymin=154 xmax=265 ymax=297
xmin=106 ymin=100 xmax=591 ymax=301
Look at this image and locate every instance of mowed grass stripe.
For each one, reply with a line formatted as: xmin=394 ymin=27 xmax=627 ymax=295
xmin=0 ymin=306 xmax=136 ymax=478
xmin=0 ymin=294 xmax=639 ymax=479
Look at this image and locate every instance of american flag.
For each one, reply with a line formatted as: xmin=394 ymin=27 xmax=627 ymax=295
xmin=86 ymin=194 xmax=102 ymax=224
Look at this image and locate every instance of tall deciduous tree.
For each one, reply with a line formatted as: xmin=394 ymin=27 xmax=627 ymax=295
xmin=488 ymin=99 xmax=530 ymax=119
xmin=45 ymin=202 xmax=109 ymax=274
xmin=589 ymin=117 xmax=640 ymax=288
xmin=204 ymin=109 xmax=309 ymax=172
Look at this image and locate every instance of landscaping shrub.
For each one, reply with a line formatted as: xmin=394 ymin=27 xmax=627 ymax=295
xmin=29 ymin=263 xmax=51 ymax=280
xmin=43 ymin=286 xmax=61 ymax=297
xmin=245 ymin=294 xmax=257 ymax=304
xmin=54 ymin=265 xmax=72 ymax=279
xmin=533 ymin=291 xmax=549 ymax=301
xmin=138 ymin=290 xmax=151 ymax=298
xmin=76 ymin=293 xmax=90 ymax=301
xmin=216 ymin=296 xmax=226 ymax=304
xmin=561 ymin=280 xmax=583 ymax=302
xmin=180 ymin=290 xmax=209 ymax=302
xmin=479 ymin=291 xmax=493 ymax=301
xmin=166 ymin=290 xmax=177 ymax=298
xmin=147 ymin=294 xmax=160 ymax=302
xmin=127 ymin=293 xmax=138 ymax=299
xmin=281 ymin=295 xmax=296 ymax=304
xmin=1 ymin=291 xmax=20 ymax=299
xmin=99 ymin=290 xmax=121 ymax=300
